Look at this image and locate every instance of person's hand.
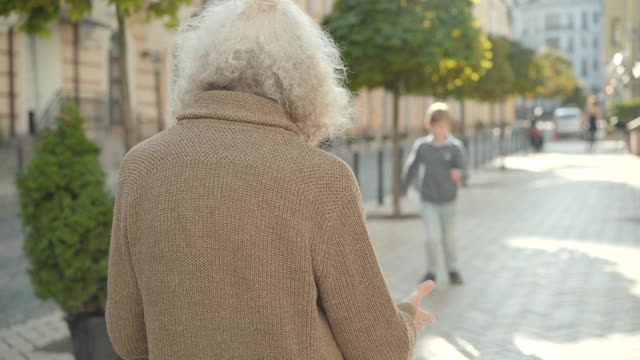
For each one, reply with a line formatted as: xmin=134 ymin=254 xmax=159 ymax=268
xmin=450 ymin=168 xmax=463 ymax=183
xmin=402 ymin=280 xmax=436 ymax=331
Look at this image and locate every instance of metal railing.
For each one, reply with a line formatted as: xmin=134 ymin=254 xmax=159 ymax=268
xmin=325 ymin=126 xmax=528 ymax=204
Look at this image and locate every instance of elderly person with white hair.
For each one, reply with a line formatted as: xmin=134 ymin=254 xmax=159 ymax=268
xmin=105 ymin=0 xmax=435 ymax=359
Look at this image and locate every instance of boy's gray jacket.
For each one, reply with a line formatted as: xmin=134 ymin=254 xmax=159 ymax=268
xmin=400 ymin=135 xmax=467 ymax=203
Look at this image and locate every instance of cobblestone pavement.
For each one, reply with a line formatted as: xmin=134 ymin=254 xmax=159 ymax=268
xmin=1 ymin=140 xmax=639 ymax=359
xmin=369 ymin=140 xmax=640 ymax=359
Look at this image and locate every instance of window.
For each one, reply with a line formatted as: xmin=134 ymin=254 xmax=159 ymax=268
xmin=593 ymin=59 xmax=599 ymax=72
xmin=546 ymin=37 xmax=560 ymax=49
xmin=582 ymin=11 xmax=588 ymax=30
xmin=581 ymin=35 xmax=588 ymax=48
xmin=611 ymin=17 xmax=622 ymax=46
xmin=582 ymin=59 xmax=588 ymax=77
xmin=593 ymin=12 xmax=599 ymax=25
xmin=545 ymin=14 xmax=561 ymax=30
xmin=593 ymin=36 xmax=598 ymax=49
xmin=567 ymin=38 xmax=574 ymax=54
xmin=566 ymin=14 xmax=574 ymax=29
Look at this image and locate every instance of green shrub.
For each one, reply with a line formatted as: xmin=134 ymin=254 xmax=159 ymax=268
xmin=610 ymin=98 xmax=640 ymax=126
xmin=15 ymin=104 xmax=113 ymax=318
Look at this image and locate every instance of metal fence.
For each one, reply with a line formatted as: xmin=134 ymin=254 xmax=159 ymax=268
xmin=326 ymin=126 xmax=528 ymax=204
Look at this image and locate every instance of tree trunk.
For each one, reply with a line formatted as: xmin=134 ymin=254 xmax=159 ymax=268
xmin=8 ymin=27 xmax=16 ymax=138
xmin=491 ymin=102 xmax=497 ymax=126
xmin=391 ymin=90 xmax=402 ymax=217
xmin=459 ymin=98 xmax=468 ymax=145
xmin=116 ymin=7 xmax=137 ymax=151
xmin=154 ymin=67 xmax=164 ymax=133
xmin=459 ymin=99 xmax=466 ymax=133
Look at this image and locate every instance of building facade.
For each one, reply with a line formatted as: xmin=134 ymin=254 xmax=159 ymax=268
xmin=602 ymin=0 xmax=640 ymax=101
xmin=510 ymin=0 xmax=603 ymax=96
xmin=1 ymin=0 xmax=515 ymax=141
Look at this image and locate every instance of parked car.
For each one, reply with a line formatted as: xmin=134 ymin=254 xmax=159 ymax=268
xmin=553 ymin=106 xmax=583 ymax=138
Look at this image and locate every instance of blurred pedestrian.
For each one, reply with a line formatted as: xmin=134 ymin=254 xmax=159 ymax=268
xmin=105 ymin=1 xmax=435 ymax=359
xmin=400 ymin=103 xmax=467 ymax=285
xmin=584 ymin=95 xmax=601 ymax=153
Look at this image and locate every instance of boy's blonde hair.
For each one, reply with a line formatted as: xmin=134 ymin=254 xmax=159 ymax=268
xmin=426 ymin=102 xmax=451 ymax=125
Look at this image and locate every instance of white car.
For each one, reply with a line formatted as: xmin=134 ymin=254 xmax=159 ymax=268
xmin=553 ymin=106 xmax=583 ymax=137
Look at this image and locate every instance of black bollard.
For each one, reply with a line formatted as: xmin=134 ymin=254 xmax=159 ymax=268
xmin=377 ymin=149 xmax=384 ymax=205
xmin=353 ymin=151 xmax=360 ymax=182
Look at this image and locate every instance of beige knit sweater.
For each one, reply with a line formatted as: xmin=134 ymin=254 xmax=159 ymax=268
xmin=106 ymin=90 xmax=418 ymax=360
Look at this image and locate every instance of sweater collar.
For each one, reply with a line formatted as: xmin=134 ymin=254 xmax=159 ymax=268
xmin=175 ymin=90 xmax=301 ymax=136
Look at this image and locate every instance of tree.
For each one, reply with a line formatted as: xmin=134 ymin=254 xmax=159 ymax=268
xmin=472 ymin=34 xmax=514 ymax=123
xmin=15 ymin=104 xmax=113 ymax=316
xmin=534 ymin=49 xmax=579 ymax=101
xmin=508 ymin=40 xmax=542 ymax=99
xmin=0 ymin=0 xmax=192 ymax=150
xmin=562 ymin=85 xmax=587 ymax=107
xmin=507 ymin=39 xmax=543 ymax=119
xmin=323 ymin=0 xmax=488 ymax=216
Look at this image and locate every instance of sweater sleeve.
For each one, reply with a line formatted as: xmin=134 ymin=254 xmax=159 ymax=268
xmin=313 ymin=164 xmax=418 ymax=360
xmin=106 ymin=167 xmax=149 ymax=360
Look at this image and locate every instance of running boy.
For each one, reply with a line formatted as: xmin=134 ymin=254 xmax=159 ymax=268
xmin=400 ymin=102 xmax=467 ymax=285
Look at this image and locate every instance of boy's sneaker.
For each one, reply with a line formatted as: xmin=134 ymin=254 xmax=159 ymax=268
xmin=449 ymin=271 xmax=464 ymax=285
xmin=422 ymin=272 xmax=436 ymax=283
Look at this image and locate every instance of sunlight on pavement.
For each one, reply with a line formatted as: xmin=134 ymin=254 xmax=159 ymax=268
xmin=508 ymin=237 xmax=640 ymax=297
xmin=416 ymin=336 xmax=480 ymax=360
xmin=514 ymin=333 xmax=640 ymax=360
xmin=504 ymin=144 xmax=640 ymax=190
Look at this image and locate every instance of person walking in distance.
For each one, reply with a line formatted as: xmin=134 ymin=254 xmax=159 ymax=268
xmin=400 ymin=103 xmax=467 ymax=285
xmin=584 ymin=95 xmax=601 ymax=153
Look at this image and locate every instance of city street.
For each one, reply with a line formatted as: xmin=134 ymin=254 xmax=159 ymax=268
xmin=1 ymin=139 xmax=639 ymax=359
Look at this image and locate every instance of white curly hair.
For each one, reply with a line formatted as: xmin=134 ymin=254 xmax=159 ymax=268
xmin=171 ymin=0 xmax=353 ymax=145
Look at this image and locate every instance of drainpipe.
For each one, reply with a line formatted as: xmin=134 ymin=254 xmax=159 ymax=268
xmin=73 ymin=22 xmax=80 ymax=105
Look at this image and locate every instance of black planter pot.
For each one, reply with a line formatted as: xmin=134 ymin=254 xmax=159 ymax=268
xmin=67 ymin=314 xmax=121 ymax=360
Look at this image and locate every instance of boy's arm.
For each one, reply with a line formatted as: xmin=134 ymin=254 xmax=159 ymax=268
xmin=400 ymin=140 xmax=422 ymax=195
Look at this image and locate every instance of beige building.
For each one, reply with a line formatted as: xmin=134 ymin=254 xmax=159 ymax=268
xmin=602 ymin=0 xmax=640 ymax=101
xmin=0 ymin=0 xmax=515 ymax=141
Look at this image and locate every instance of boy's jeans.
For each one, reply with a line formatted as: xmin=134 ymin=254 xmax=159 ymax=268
xmin=420 ymin=200 xmax=458 ymax=273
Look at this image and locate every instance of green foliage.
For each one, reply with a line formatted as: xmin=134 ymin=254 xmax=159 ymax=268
xmin=562 ymin=85 xmax=587 ymax=107
xmin=472 ymin=34 xmax=514 ymax=103
xmin=0 ymin=1 xmax=91 ymax=35
xmin=417 ymin=2 xmax=493 ymax=99
xmin=15 ymin=104 xmax=114 ymax=317
xmin=323 ymin=0 xmax=489 ymax=96
xmin=0 ymin=0 xmax=192 ymax=35
xmin=508 ymin=40 xmax=543 ymax=98
xmin=534 ymin=50 xmax=579 ymax=100
xmin=111 ymin=0 xmax=193 ymax=28
xmin=610 ymin=98 xmax=640 ymax=126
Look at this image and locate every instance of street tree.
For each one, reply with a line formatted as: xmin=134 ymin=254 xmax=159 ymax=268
xmin=472 ymin=34 xmax=515 ymax=124
xmin=323 ymin=0 xmax=488 ymax=216
xmin=534 ymin=49 xmax=579 ymax=101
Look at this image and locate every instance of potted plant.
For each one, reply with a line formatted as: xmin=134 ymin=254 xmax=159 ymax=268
xmin=15 ymin=104 xmax=120 ymax=360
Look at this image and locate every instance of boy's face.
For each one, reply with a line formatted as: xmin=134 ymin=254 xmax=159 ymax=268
xmin=429 ymin=120 xmax=450 ymax=141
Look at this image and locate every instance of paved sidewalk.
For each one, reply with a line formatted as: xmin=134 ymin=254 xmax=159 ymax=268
xmin=368 ymin=140 xmax=640 ymax=359
xmin=1 ymin=140 xmax=639 ymax=359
